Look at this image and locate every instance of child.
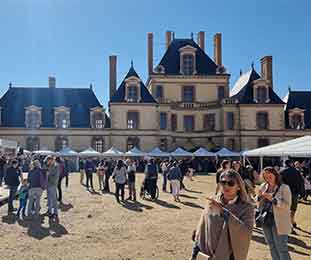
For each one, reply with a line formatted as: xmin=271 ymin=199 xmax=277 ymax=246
xmin=17 ymin=179 xmax=29 ymax=218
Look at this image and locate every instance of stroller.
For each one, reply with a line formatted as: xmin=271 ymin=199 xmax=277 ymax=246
xmin=140 ymin=179 xmax=159 ymax=200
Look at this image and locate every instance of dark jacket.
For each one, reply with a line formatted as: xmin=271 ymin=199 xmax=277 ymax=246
xmin=85 ymin=159 xmax=95 ymax=173
xmin=145 ymin=163 xmax=158 ymax=179
xmin=4 ymin=166 xmax=21 ymax=186
xmin=280 ymin=166 xmax=304 ymax=195
xmin=167 ymin=166 xmax=182 ymax=181
xmin=28 ymin=167 xmax=42 ymax=188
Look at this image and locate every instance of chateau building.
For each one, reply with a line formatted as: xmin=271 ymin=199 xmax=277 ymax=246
xmin=0 ymin=31 xmax=310 ymax=152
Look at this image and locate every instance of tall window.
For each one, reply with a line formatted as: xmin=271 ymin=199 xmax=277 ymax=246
xmin=218 ymin=86 xmax=225 ymax=101
xmin=160 ymin=112 xmax=167 ymax=130
xmin=291 ymin=114 xmax=303 ymax=129
xmin=182 ymin=54 xmax=194 ymax=75
xmin=256 ymin=112 xmax=269 ymax=129
xmin=184 ymin=115 xmax=195 ymax=132
xmin=92 ymin=137 xmax=104 ymax=153
xmin=55 ymin=136 xmax=69 ymax=151
xmin=171 ymin=114 xmax=177 ymax=131
xmin=55 ymin=112 xmax=69 ymax=128
xmin=127 ymin=111 xmax=139 ymax=129
xmin=226 ymin=112 xmax=234 ymax=130
xmin=127 ymin=137 xmax=140 ymax=151
xmin=182 ymin=86 xmax=195 ymax=102
xmin=155 ymin=85 xmax=164 ymax=101
xmin=26 ymin=111 xmax=40 ymax=128
xmin=127 ymin=86 xmax=138 ymax=102
xmin=257 ymin=86 xmax=268 ymax=103
xmin=258 ymin=138 xmax=270 ymax=148
xmin=160 ymin=138 xmax=168 ymax=151
xmin=26 ymin=136 xmax=40 ymax=151
xmin=204 ymin=114 xmax=215 ymax=131
xmin=93 ymin=112 xmax=104 ymax=129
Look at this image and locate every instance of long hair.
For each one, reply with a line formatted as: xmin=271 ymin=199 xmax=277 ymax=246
xmin=117 ymin=160 xmax=123 ymax=170
xmin=262 ymin=167 xmax=282 ymax=186
xmin=219 ymin=169 xmax=249 ymax=203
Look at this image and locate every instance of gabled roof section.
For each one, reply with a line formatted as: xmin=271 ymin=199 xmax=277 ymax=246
xmin=156 ymin=39 xmax=218 ymax=75
xmin=0 ymin=86 xmax=103 ymax=128
xmin=230 ymin=68 xmax=284 ymax=104
xmin=110 ymin=65 xmax=157 ymax=103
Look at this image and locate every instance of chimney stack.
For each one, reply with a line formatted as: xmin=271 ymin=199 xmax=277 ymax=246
xmin=48 ymin=76 xmax=56 ymax=88
xmin=261 ymin=56 xmax=273 ymax=88
xmin=147 ymin=32 xmax=153 ymax=76
xmin=109 ymin=55 xmax=117 ymax=100
xmin=214 ymin=33 xmax=222 ymax=66
xmin=165 ymin=31 xmax=172 ymax=50
xmin=197 ymin=31 xmax=205 ymax=51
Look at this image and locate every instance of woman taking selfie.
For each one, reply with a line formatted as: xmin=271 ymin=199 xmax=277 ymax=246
xmin=191 ymin=170 xmax=254 ymax=260
xmin=258 ymin=167 xmax=292 ymax=260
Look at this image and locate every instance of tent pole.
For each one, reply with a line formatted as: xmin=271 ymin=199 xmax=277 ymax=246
xmin=260 ymin=157 xmax=263 ymax=172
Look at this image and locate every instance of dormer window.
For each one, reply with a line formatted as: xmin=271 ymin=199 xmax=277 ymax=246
xmin=54 ymin=107 xmax=70 ymax=128
xmin=253 ymin=82 xmax=269 ymax=103
xmin=289 ymin=108 xmax=305 ymax=130
xmin=179 ymin=45 xmax=197 ymax=75
xmin=125 ymin=76 xmax=141 ymax=102
xmin=90 ymin=107 xmax=105 ymax=129
xmin=25 ymin=105 xmax=42 ymax=128
xmin=127 ymin=86 xmax=138 ymax=102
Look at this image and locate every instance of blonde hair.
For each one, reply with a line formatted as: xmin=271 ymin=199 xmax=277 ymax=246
xmin=219 ymin=169 xmax=250 ymax=203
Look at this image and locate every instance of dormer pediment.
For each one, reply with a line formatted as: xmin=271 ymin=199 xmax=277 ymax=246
xmin=289 ymin=107 xmax=305 ymax=114
xmin=125 ymin=76 xmax=141 ymax=85
xmin=54 ymin=106 xmax=70 ymax=112
xmin=90 ymin=106 xmax=105 ymax=113
xmin=25 ymin=105 xmax=42 ymax=111
xmin=179 ymin=45 xmax=197 ymax=53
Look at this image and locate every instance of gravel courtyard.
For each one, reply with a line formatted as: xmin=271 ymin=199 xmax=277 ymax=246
xmin=0 ymin=173 xmax=310 ymax=260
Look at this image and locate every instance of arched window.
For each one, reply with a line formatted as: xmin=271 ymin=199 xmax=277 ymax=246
xmin=26 ymin=136 xmax=40 ymax=151
xmin=55 ymin=136 xmax=69 ymax=151
xmin=127 ymin=137 xmax=140 ymax=151
xmin=92 ymin=137 xmax=104 ymax=153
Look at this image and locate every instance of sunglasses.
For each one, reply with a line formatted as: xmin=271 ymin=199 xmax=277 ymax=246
xmin=219 ymin=179 xmax=236 ymax=187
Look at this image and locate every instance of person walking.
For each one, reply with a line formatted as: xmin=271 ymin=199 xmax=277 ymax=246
xmin=84 ymin=158 xmax=95 ymax=191
xmin=103 ymin=160 xmax=111 ymax=193
xmin=161 ymin=160 xmax=169 ymax=192
xmin=16 ymin=179 xmax=29 ymax=219
xmin=258 ymin=167 xmax=292 ymax=260
xmin=167 ymin=162 xmax=182 ymax=202
xmin=280 ymin=160 xmax=304 ymax=232
xmin=46 ymin=156 xmax=60 ymax=220
xmin=0 ymin=155 xmax=6 ymax=186
xmin=97 ymin=160 xmax=105 ymax=192
xmin=191 ymin=170 xmax=254 ymax=260
xmin=127 ymin=159 xmax=137 ymax=201
xmin=56 ymin=157 xmax=68 ymax=204
xmin=4 ymin=160 xmax=22 ymax=214
xmin=112 ymin=160 xmax=127 ymax=203
xmin=27 ymin=160 xmax=43 ymax=218
xmin=79 ymin=159 xmax=85 ymax=185
xmin=144 ymin=159 xmax=158 ymax=200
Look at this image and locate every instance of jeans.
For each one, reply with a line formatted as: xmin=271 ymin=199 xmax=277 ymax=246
xmin=8 ymin=186 xmax=18 ymax=211
xmin=47 ymin=186 xmax=58 ymax=216
xmin=17 ymin=198 xmax=27 ymax=216
xmin=104 ymin=173 xmax=110 ymax=192
xmin=57 ymin=175 xmax=66 ymax=202
xmin=86 ymin=171 xmax=94 ymax=189
xmin=162 ymin=172 xmax=167 ymax=191
xmin=115 ymin=183 xmax=125 ymax=202
xmin=128 ymin=181 xmax=136 ymax=200
xmin=262 ymin=223 xmax=292 ymax=260
xmin=98 ymin=173 xmax=104 ymax=191
xmin=28 ymin=187 xmax=43 ymax=217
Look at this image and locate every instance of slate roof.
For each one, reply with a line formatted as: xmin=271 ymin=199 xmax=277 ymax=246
xmin=230 ymin=68 xmax=284 ymax=104
xmin=0 ymin=87 xmax=106 ymax=128
xmin=156 ymin=39 xmax=218 ymax=75
xmin=285 ymin=91 xmax=311 ymax=129
xmin=110 ymin=65 xmax=157 ymax=103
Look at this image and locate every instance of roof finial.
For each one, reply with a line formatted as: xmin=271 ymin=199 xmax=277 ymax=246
xmin=288 ymin=85 xmax=291 ymax=92
xmin=191 ymin=32 xmax=194 ymax=40
xmin=240 ymin=69 xmax=243 ymax=76
xmin=8 ymin=81 xmax=12 ymax=88
xmin=172 ymin=32 xmax=175 ymax=40
xmin=131 ymin=59 xmax=134 ymax=68
xmin=251 ymin=62 xmax=254 ymax=69
xmin=89 ymin=83 xmax=93 ymax=90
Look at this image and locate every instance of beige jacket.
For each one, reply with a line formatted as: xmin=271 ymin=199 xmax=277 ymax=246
xmin=259 ymin=183 xmax=292 ymax=235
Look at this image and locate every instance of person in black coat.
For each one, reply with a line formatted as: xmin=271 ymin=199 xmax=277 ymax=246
xmin=4 ymin=160 xmax=22 ymax=213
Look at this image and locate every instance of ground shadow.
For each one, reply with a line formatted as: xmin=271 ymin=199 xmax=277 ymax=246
xmin=179 ymin=201 xmax=204 ymax=209
xmin=154 ymin=199 xmax=180 ymax=209
xmin=179 ymin=194 xmax=198 ymax=199
xmin=121 ymin=200 xmax=145 ymax=212
xmin=1 ymin=213 xmax=17 ymax=224
xmin=183 ymin=188 xmax=203 ymax=194
xmin=59 ymin=202 xmax=74 ymax=212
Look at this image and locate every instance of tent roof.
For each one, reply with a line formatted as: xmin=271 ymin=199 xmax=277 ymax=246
xmin=79 ymin=147 xmax=101 ymax=157
xmin=59 ymin=147 xmax=78 ymax=156
xmin=244 ymin=136 xmax=311 ymax=157
xmin=103 ymin=147 xmax=124 ymax=157
xmin=148 ymin=147 xmax=170 ymax=157
xmin=170 ymin=147 xmax=193 ymax=157
xmin=125 ymin=147 xmax=146 ymax=156
xmin=216 ymin=148 xmax=240 ymax=157
xmin=193 ymin=147 xmax=215 ymax=157
xmin=33 ymin=149 xmax=55 ymax=156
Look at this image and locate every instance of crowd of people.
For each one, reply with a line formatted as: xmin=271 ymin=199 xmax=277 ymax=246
xmin=1 ymin=152 xmax=311 ymax=260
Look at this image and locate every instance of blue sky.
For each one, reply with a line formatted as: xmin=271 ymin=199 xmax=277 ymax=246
xmin=0 ymin=0 xmax=310 ymax=106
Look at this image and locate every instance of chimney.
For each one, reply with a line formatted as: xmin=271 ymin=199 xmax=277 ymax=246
xmin=165 ymin=31 xmax=172 ymax=50
xmin=214 ymin=33 xmax=222 ymax=66
xmin=48 ymin=76 xmax=56 ymax=88
xmin=197 ymin=31 xmax=205 ymax=51
xmin=109 ymin=55 xmax=117 ymax=100
xmin=260 ymin=56 xmax=273 ymax=88
xmin=147 ymin=32 xmax=153 ymax=76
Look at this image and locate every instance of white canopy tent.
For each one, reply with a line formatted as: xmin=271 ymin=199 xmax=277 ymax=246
xmin=59 ymin=147 xmax=79 ymax=157
xmin=0 ymin=138 xmax=18 ymax=154
xmin=33 ymin=149 xmax=55 ymax=156
xmin=79 ymin=147 xmax=102 ymax=157
xmin=102 ymin=147 xmax=124 ymax=157
xmin=125 ymin=147 xmax=146 ymax=157
xmin=148 ymin=147 xmax=170 ymax=157
xmin=216 ymin=148 xmax=240 ymax=157
xmin=170 ymin=147 xmax=193 ymax=157
xmin=193 ymin=147 xmax=216 ymax=157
